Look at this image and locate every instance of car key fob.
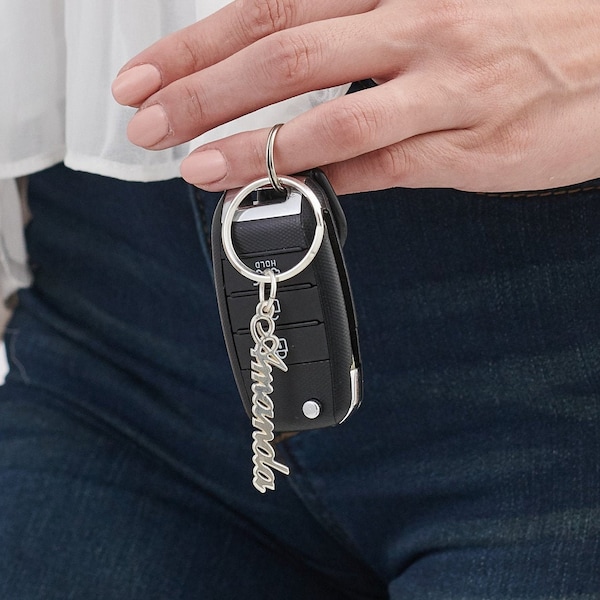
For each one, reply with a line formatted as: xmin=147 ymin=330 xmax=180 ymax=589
xmin=211 ymin=169 xmax=361 ymax=434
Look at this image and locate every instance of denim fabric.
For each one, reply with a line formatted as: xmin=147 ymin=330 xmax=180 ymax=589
xmin=1 ymin=163 xmax=599 ymax=599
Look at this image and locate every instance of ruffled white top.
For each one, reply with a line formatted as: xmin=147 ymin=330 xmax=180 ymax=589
xmin=0 ymin=0 xmax=349 ymax=298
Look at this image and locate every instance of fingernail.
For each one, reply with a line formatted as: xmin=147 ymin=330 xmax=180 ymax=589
xmin=180 ymin=150 xmax=228 ymax=185
xmin=127 ymin=104 xmax=170 ymax=147
xmin=112 ymin=64 xmax=162 ymax=105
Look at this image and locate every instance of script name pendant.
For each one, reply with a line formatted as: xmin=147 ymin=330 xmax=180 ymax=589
xmin=249 ymin=281 xmax=290 ymax=493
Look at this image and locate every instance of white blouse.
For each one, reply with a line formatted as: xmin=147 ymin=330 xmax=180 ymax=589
xmin=0 ymin=1 xmax=350 ymax=299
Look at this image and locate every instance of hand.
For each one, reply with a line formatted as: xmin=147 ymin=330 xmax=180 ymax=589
xmin=112 ymin=0 xmax=600 ymax=194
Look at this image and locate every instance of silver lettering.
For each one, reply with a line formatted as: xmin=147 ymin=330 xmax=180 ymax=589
xmin=249 ymin=299 xmax=289 ymax=493
xmin=255 ymin=259 xmax=278 ymax=271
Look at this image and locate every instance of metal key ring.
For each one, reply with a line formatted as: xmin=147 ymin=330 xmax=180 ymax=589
xmin=221 ymin=176 xmax=325 ymax=284
xmin=266 ymin=123 xmax=285 ymax=193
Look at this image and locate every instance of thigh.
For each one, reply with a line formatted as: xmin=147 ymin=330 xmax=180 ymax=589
xmin=284 ymin=182 xmax=600 ymax=598
xmin=0 ymin=381 xmax=381 ymax=600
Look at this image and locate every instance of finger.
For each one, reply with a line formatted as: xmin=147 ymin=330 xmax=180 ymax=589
xmin=112 ymin=0 xmax=375 ymax=106
xmin=322 ymin=133 xmax=470 ymax=193
xmin=179 ymin=75 xmax=472 ymax=190
xmin=325 ymin=123 xmax=547 ymax=194
xmin=125 ymin=9 xmax=419 ymax=150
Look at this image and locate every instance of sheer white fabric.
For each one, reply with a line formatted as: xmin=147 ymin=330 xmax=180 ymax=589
xmin=0 ymin=0 xmax=66 ymax=179
xmin=0 ymin=1 xmax=349 ymax=300
xmin=0 ymin=0 xmax=349 ymax=182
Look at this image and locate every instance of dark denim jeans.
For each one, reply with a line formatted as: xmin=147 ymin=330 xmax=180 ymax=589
xmin=1 ymin=163 xmax=600 ymax=599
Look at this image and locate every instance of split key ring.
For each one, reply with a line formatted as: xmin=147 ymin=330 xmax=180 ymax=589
xmin=265 ymin=123 xmax=285 ymax=193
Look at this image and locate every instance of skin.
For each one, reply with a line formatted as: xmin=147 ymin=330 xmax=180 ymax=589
xmin=112 ymin=0 xmax=600 ymax=194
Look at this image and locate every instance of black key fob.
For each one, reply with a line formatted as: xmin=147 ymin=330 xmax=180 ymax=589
xmin=211 ymin=169 xmax=361 ymax=433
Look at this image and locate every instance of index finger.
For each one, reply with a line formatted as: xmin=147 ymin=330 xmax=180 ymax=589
xmin=112 ymin=0 xmax=375 ymax=106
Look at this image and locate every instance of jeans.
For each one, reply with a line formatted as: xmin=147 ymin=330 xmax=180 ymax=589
xmin=1 ymin=163 xmax=599 ymax=599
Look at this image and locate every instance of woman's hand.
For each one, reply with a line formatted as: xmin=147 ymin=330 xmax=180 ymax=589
xmin=112 ymin=0 xmax=600 ymax=194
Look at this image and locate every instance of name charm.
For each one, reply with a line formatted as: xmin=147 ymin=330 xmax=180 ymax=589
xmin=249 ymin=277 xmax=290 ymax=493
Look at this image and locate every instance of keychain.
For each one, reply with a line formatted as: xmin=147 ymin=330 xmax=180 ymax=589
xmin=211 ymin=124 xmax=361 ymax=492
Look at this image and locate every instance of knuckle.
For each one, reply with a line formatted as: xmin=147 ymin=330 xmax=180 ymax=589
xmin=322 ymin=103 xmax=379 ymax=150
xmin=173 ymin=35 xmax=204 ymax=73
xmin=460 ymin=113 xmax=533 ymax=168
xmin=238 ymin=0 xmax=295 ymax=38
xmin=373 ymin=144 xmax=413 ymax=187
xmin=249 ymin=139 xmax=266 ymax=173
xmin=430 ymin=0 xmax=474 ymax=33
xmin=493 ymin=118 xmax=534 ymax=166
xmin=379 ymin=144 xmax=411 ymax=182
xmin=261 ymin=31 xmax=318 ymax=85
xmin=178 ymin=80 xmax=207 ymax=126
xmin=417 ymin=0 xmax=479 ymax=59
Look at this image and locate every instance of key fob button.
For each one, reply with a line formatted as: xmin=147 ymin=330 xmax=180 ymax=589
xmin=226 ymin=286 xmax=323 ymax=331
xmin=234 ymin=323 xmax=328 ymax=366
xmin=302 ymin=400 xmax=321 ymax=419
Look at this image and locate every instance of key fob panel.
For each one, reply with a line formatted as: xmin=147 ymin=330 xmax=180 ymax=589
xmin=211 ymin=170 xmax=361 ymax=432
